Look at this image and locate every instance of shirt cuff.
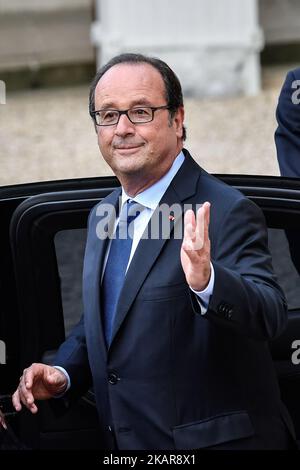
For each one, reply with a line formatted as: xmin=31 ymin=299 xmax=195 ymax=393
xmin=189 ymin=262 xmax=215 ymax=315
xmin=53 ymin=366 xmax=71 ymax=397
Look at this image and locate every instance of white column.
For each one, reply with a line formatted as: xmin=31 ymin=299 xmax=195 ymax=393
xmin=91 ymin=0 xmax=264 ymax=97
xmin=0 ymin=339 xmax=6 ymax=365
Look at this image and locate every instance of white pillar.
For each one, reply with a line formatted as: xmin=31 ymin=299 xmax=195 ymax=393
xmin=0 ymin=80 xmax=6 ymax=104
xmin=0 ymin=340 xmax=6 ymax=365
xmin=91 ymin=0 xmax=264 ymax=97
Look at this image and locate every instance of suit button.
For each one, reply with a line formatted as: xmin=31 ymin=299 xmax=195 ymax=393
xmin=217 ymin=302 xmax=233 ymax=319
xmin=217 ymin=302 xmax=226 ymax=314
xmin=227 ymin=308 xmax=233 ymax=319
xmin=108 ymin=372 xmax=119 ymax=385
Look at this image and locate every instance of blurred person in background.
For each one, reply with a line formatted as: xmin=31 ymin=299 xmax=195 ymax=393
xmin=275 ymin=67 xmax=300 ymax=177
xmin=275 ymin=67 xmax=300 ymax=275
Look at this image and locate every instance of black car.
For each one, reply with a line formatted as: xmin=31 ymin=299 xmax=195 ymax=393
xmin=0 ymin=174 xmax=300 ymax=449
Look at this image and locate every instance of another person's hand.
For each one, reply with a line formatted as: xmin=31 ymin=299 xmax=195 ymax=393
xmin=181 ymin=202 xmax=211 ymax=291
xmin=12 ymin=363 xmax=67 ymax=414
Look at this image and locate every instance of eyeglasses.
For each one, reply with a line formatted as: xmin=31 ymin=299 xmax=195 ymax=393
xmin=91 ymin=105 xmax=170 ymax=126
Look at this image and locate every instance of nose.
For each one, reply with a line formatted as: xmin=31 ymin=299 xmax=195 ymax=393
xmin=114 ymin=113 xmax=135 ymax=136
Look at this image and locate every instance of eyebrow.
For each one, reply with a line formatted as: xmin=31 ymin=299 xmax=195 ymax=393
xmin=98 ymin=98 xmax=154 ymax=109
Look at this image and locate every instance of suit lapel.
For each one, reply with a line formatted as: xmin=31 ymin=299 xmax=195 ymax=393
xmin=109 ymin=152 xmax=202 ymax=347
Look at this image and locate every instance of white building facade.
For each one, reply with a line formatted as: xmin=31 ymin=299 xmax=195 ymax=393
xmin=91 ymin=0 xmax=264 ymax=97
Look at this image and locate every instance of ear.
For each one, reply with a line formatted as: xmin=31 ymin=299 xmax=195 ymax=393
xmin=173 ymin=106 xmax=185 ymax=139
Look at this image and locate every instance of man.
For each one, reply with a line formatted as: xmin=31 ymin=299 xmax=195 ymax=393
xmin=275 ymin=67 xmax=300 ymax=274
xmin=12 ymin=53 xmax=295 ymax=449
xmin=275 ymin=67 xmax=300 ymax=177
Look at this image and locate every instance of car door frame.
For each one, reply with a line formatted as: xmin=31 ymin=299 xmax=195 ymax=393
xmin=2 ymin=173 xmax=300 ymax=448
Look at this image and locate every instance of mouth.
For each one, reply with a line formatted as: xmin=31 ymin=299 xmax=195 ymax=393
xmin=114 ymin=144 xmax=144 ymax=154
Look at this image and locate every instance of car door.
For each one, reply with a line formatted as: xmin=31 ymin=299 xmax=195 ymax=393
xmin=1 ymin=174 xmax=300 ymax=449
xmin=221 ymin=175 xmax=300 ymax=444
xmin=0 ymin=176 xmax=119 ymax=449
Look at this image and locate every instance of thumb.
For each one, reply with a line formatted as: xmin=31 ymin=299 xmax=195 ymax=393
xmin=46 ymin=367 xmax=67 ymax=390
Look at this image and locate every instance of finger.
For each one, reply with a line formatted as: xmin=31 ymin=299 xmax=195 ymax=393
xmin=185 ymin=222 xmax=195 ymax=241
xmin=18 ymin=377 xmax=35 ymax=407
xmin=27 ymin=402 xmax=38 ymax=414
xmin=183 ymin=210 xmax=196 ymax=250
xmin=23 ymin=367 xmax=34 ymax=389
xmin=12 ymin=390 xmax=22 ymax=412
xmin=196 ymin=202 xmax=210 ymax=247
xmin=193 ymin=206 xmax=205 ymax=250
xmin=203 ymin=201 xmax=210 ymax=242
xmin=184 ymin=206 xmax=205 ymax=252
xmin=18 ymin=383 xmax=37 ymax=413
xmin=23 ymin=365 xmax=41 ymax=405
xmin=184 ymin=209 xmax=196 ymax=237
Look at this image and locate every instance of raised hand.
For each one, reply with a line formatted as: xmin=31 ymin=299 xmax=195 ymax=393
xmin=180 ymin=202 xmax=211 ymax=291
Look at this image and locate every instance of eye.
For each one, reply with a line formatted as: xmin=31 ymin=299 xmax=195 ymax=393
xmin=99 ymin=110 xmax=119 ymax=123
xmin=130 ymin=107 xmax=152 ymax=119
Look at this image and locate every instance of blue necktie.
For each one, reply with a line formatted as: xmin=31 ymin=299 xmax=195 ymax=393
xmin=102 ymin=200 xmax=144 ymax=345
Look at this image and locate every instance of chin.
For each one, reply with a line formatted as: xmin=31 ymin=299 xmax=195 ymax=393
xmin=118 ymin=164 xmax=143 ymax=176
xmin=114 ymin=157 xmax=145 ymax=174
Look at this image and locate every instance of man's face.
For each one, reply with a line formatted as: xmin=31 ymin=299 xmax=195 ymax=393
xmin=94 ymin=63 xmax=184 ymax=187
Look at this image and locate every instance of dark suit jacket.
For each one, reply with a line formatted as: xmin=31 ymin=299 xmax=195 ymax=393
xmin=275 ymin=68 xmax=300 ymax=274
xmin=275 ymin=67 xmax=300 ymax=177
xmin=55 ymin=150 xmax=294 ymax=449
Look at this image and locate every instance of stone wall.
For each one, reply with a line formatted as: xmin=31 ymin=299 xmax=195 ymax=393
xmin=0 ymin=0 xmax=94 ymax=72
xmin=259 ymin=0 xmax=300 ymax=44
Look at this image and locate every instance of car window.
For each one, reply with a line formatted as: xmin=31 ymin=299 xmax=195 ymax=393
xmin=54 ymin=228 xmax=87 ymax=336
xmin=42 ymin=228 xmax=87 ymax=365
xmin=268 ymin=228 xmax=300 ymax=310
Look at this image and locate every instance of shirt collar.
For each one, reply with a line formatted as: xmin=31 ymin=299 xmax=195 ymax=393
xmin=121 ymin=150 xmax=185 ymax=211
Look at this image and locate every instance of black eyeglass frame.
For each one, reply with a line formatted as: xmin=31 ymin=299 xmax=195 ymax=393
xmin=91 ymin=105 xmax=170 ymax=126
